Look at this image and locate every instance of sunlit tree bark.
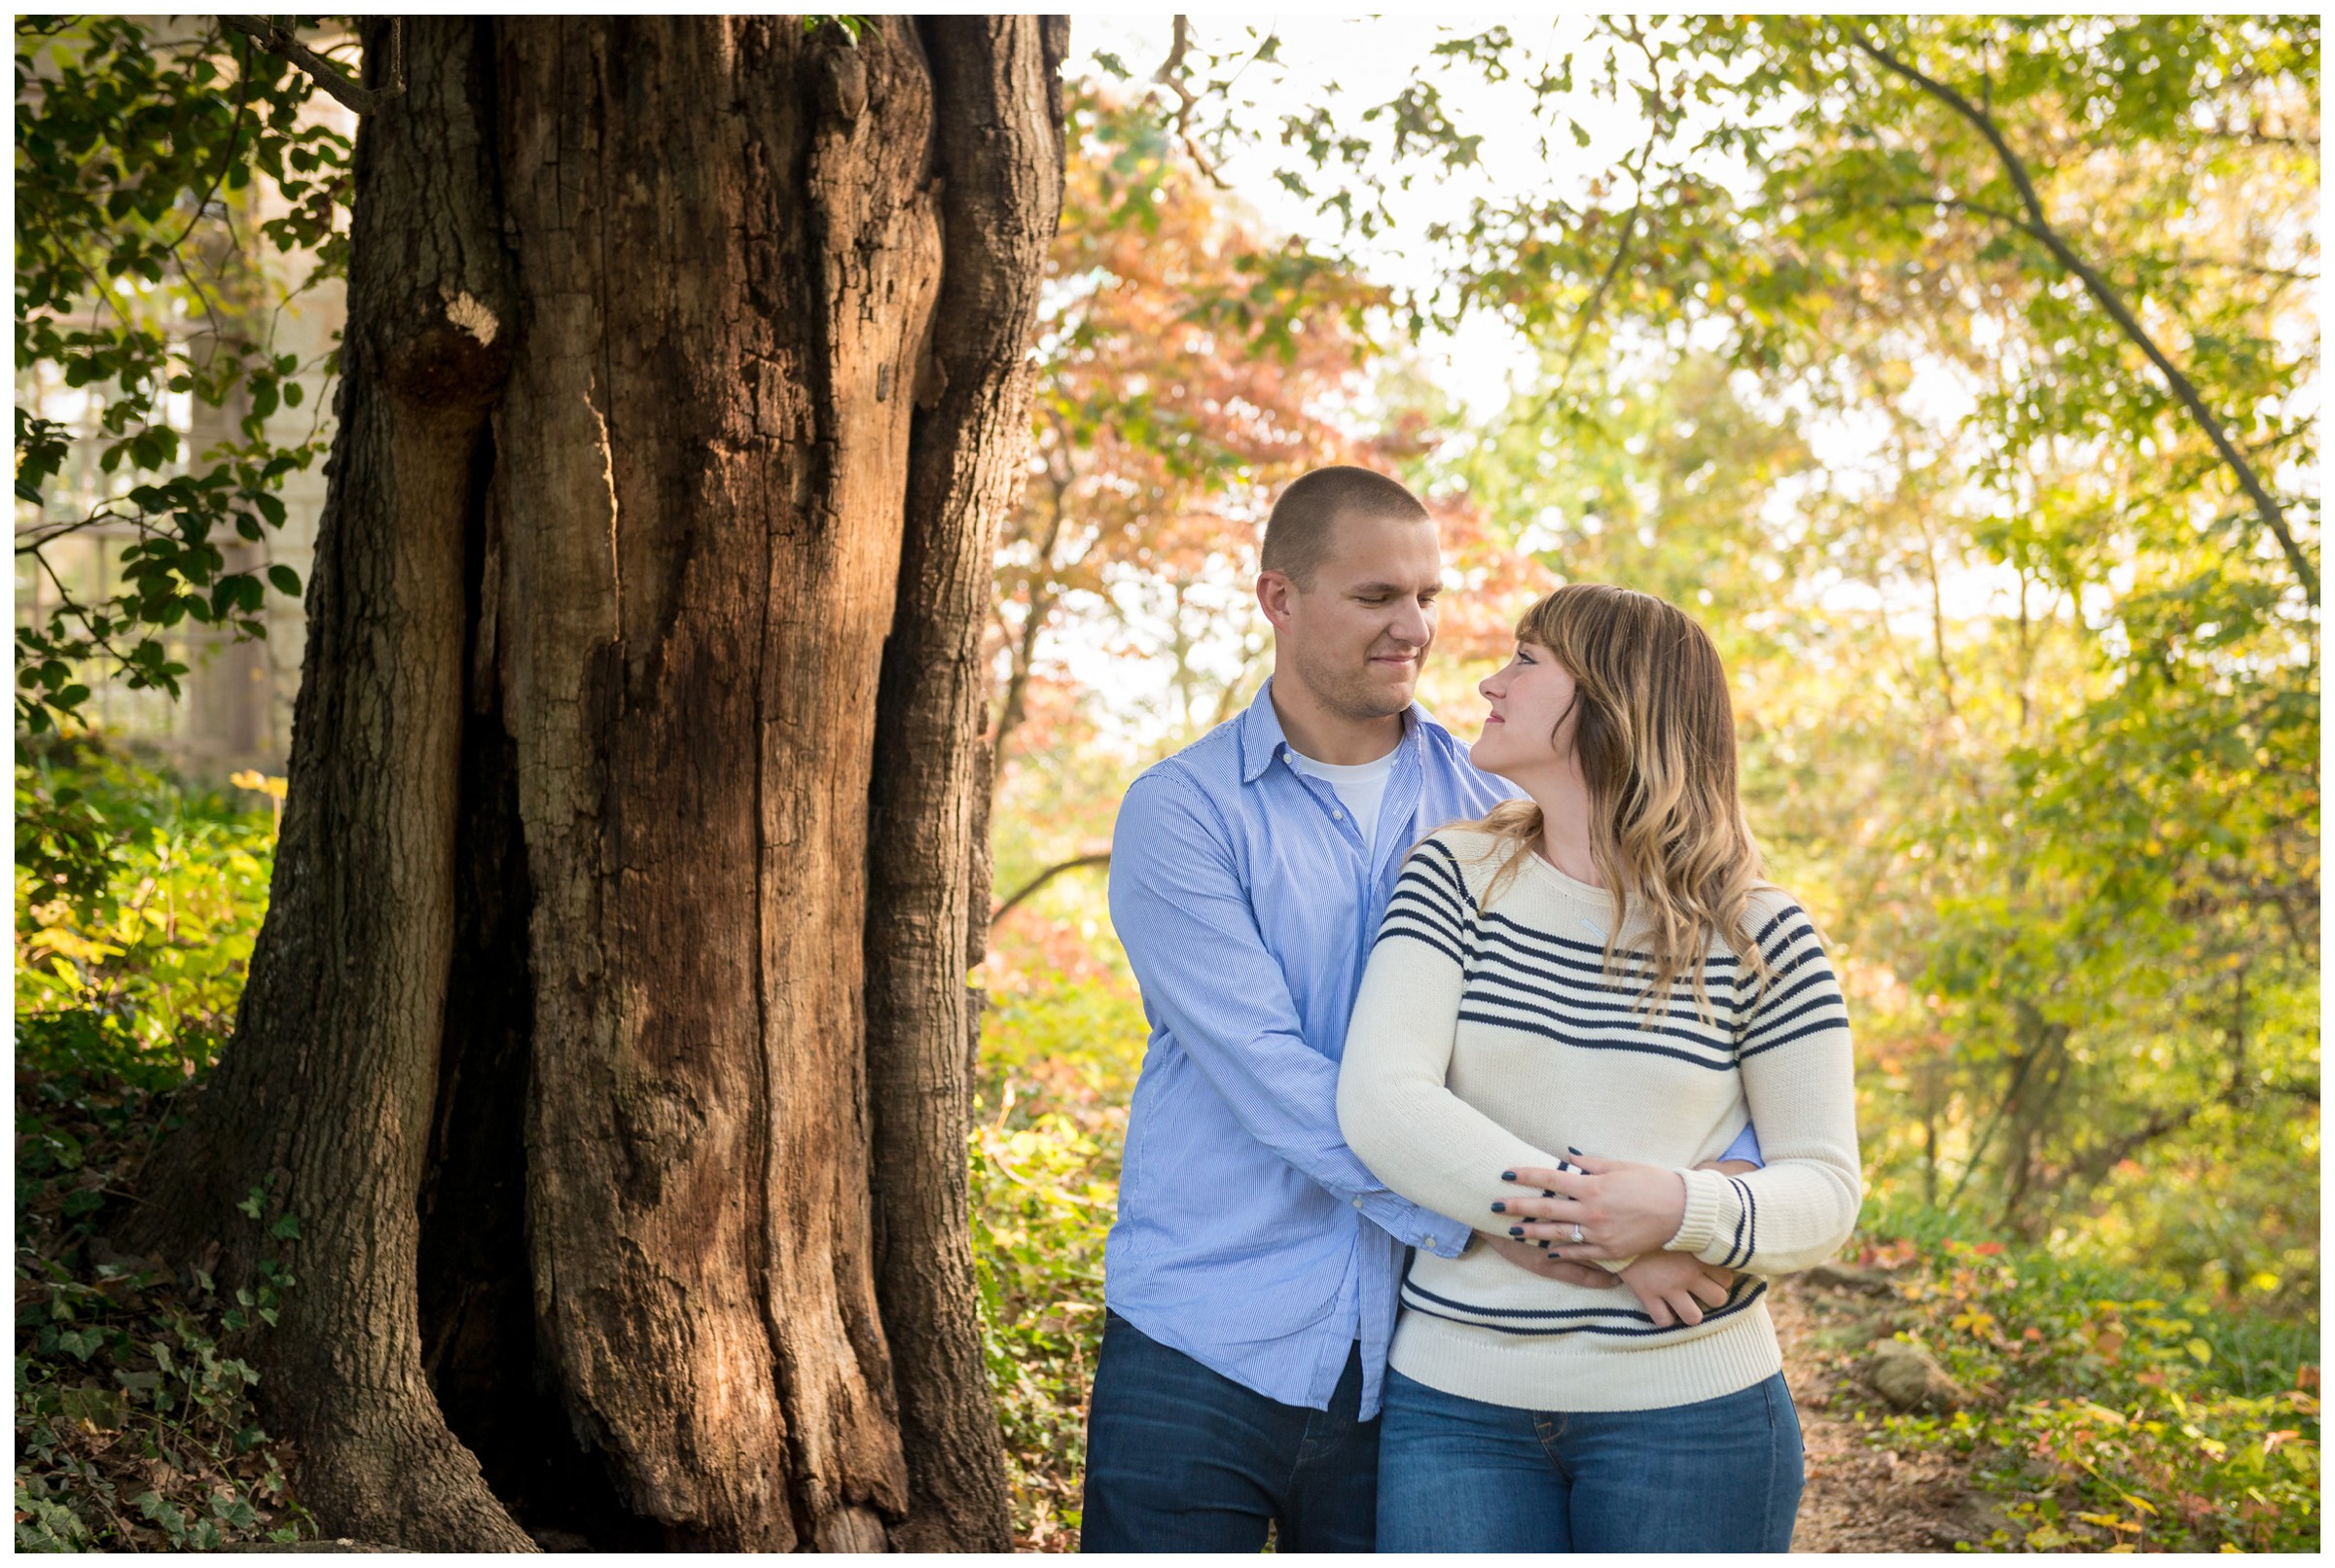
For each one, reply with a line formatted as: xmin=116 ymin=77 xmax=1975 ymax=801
xmin=124 ymin=17 xmax=1064 ymax=1550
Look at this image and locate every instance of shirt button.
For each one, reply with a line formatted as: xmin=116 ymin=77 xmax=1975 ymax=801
xmin=1351 ymin=1196 xmax=1365 ymax=1209
xmin=1331 ymin=809 xmax=1344 ymax=820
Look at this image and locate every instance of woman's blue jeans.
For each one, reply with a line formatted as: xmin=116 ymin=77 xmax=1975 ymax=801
xmin=1376 ymin=1367 xmax=1805 ymax=1552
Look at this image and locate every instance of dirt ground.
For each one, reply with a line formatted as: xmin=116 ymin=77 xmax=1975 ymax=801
xmin=1775 ymin=1273 xmax=2001 ymax=1553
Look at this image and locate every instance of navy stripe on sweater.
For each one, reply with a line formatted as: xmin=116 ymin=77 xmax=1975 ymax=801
xmin=1399 ymin=1276 xmax=1771 ymax=1338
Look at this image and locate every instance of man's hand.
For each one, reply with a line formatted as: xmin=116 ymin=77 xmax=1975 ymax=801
xmin=1496 ymin=1152 xmax=1689 ymax=1260
xmin=1616 ymin=1252 xmax=1736 ymax=1328
xmin=1482 ymin=1233 xmax=1624 ymax=1288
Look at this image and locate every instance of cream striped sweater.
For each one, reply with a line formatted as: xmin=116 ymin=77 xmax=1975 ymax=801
xmin=1337 ymin=827 xmax=1861 ymax=1412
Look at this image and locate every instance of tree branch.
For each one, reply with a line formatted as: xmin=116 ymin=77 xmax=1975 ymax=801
xmin=2195 ymin=117 xmax=2319 ymax=152
xmin=2159 ymin=253 xmax=2319 ymax=284
xmin=165 ymin=29 xmax=254 ymax=255
xmin=1847 ymin=26 xmax=2318 ymax=604
xmin=988 ymin=853 xmax=1112 ymax=929
xmin=220 ymin=17 xmax=405 ymax=114
xmin=1555 ymin=19 xmax=1678 ymax=390
xmin=991 ymin=443 xmax=1074 ymax=760
xmin=1557 ymin=200 xmax=1641 ymax=389
xmin=1152 ymin=17 xmax=1230 ymax=189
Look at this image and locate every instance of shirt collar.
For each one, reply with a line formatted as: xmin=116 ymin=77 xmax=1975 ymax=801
xmin=1239 ymin=674 xmax=1431 ymax=785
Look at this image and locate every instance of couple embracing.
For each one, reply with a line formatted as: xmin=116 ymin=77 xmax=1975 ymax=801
xmin=1079 ymin=467 xmax=1861 ymax=1553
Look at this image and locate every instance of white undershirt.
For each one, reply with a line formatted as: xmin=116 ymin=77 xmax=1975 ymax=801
xmin=1285 ymin=741 xmax=1400 ymax=861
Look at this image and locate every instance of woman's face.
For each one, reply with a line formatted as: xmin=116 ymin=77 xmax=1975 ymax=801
xmin=1471 ymin=639 xmax=1580 ymax=783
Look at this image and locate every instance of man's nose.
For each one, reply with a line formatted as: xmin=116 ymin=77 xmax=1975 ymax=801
xmin=1390 ymin=597 xmax=1431 ymax=646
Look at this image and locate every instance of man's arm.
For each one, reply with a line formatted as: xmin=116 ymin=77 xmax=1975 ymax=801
xmin=1107 ymin=770 xmax=1472 ymax=1257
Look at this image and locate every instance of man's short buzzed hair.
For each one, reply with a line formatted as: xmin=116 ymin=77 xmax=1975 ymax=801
xmin=1260 ymin=466 xmax=1432 ymax=588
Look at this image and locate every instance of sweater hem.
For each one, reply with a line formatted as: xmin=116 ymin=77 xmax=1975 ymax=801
xmin=1387 ymin=1301 xmax=1783 ymax=1412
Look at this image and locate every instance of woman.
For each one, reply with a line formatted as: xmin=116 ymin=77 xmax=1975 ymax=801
xmin=1336 ymin=583 xmax=1860 ymax=1552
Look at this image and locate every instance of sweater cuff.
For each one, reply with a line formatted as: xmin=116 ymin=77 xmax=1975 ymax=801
xmin=1670 ymin=1166 xmax=1733 ymax=1259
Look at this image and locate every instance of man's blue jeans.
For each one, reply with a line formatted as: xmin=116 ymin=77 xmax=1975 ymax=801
xmin=1376 ymin=1366 xmax=1805 ymax=1551
xmin=1080 ymin=1311 xmax=1378 ymax=1552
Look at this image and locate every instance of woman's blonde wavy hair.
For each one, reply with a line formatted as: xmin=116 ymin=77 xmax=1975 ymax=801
xmin=1463 ymin=583 xmax=1773 ymax=1022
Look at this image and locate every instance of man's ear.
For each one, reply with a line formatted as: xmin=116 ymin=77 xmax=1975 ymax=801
xmin=1256 ymin=569 xmax=1298 ymax=631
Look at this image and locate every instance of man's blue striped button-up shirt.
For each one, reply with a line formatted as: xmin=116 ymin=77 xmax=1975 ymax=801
xmin=1103 ymin=679 xmax=1517 ymax=1418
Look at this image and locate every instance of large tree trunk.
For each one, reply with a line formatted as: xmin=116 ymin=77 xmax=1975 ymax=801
xmin=123 ymin=16 xmax=1065 ymax=1552
xmin=864 ymin=18 xmax=1067 ymax=1552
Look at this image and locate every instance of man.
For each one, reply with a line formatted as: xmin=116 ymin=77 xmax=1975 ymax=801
xmin=1083 ymin=466 xmax=1762 ymax=1551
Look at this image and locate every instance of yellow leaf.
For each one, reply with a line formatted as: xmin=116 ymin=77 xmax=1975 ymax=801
xmin=2187 ymin=1338 xmax=2213 ymax=1365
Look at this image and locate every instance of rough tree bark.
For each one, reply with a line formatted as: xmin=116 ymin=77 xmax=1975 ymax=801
xmin=864 ymin=17 xmax=1068 ymax=1553
xmin=122 ymin=16 xmax=1066 ymax=1552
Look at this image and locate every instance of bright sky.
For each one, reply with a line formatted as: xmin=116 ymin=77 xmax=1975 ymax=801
xmin=1046 ymin=17 xmax=2110 ymax=747
xmin=1074 ymin=15 xmax=1613 ymax=417
xmin=1069 ymin=17 xmax=1981 ymax=519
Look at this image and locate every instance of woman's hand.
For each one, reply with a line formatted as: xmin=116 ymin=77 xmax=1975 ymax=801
xmin=1481 ymin=1234 xmax=1626 ymax=1289
xmin=1616 ymin=1252 xmax=1737 ymax=1328
xmin=1493 ymin=1151 xmax=1688 ymax=1261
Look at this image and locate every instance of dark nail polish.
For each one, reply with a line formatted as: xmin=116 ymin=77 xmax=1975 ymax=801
xmin=1541 ymin=1190 xmax=1555 ymax=1198
xmin=1508 ymin=1227 xmax=1524 ymax=1236
xmin=1491 ymin=1201 xmax=1506 ymax=1213
xmin=1567 ymin=1146 xmax=1583 ymax=1156
xmin=1500 ymin=1170 xmax=1517 ymax=1182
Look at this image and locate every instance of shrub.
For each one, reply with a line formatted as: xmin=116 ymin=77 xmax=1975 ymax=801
xmin=1843 ymin=1203 xmax=2319 ymax=1552
xmin=16 ymin=734 xmax=276 ymax=1087
xmin=969 ymin=966 xmax=1145 ymax=1551
xmin=16 ymin=1066 xmax=308 ymax=1550
xmin=16 ymin=738 xmax=305 ymax=1550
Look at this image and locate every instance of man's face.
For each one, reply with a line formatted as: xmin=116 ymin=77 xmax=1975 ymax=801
xmin=1260 ymin=511 xmax=1444 ymax=722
